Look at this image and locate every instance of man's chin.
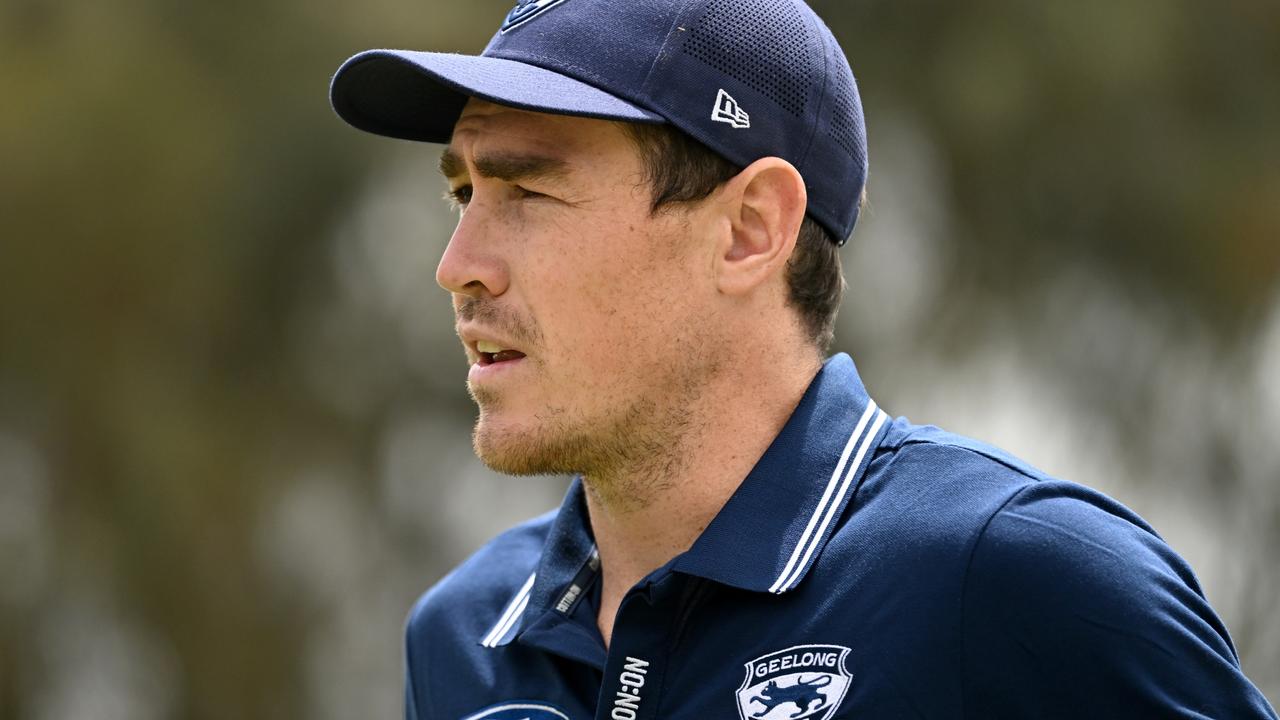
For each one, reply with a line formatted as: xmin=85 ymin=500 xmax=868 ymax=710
xmin=472 ymin=416 xmax=582 ymax=477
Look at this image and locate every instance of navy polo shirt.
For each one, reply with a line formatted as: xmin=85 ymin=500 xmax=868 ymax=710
xmin=405 ymin=354 xmax=1276 ymax=720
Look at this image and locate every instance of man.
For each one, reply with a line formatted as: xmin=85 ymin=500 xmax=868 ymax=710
xmin=329 ymin=0 xmax=1277 ymax=718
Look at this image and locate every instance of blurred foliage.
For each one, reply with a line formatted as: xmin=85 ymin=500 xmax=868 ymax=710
xmin=819 ymin=0 xmax=1280 ymax=323
xmin=1 ymin=0 xmax=1277 ymax=718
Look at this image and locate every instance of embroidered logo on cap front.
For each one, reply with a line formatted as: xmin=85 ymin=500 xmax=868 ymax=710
xmin=500 ymin=0 xmax=570 ymax=33
xmin=736 ymin=645 xmax=852 ymax=720
xmin=461 ymin=701 xmax=572 ymax=720
xmin=712 ymin=89 xmax=751 ymax=129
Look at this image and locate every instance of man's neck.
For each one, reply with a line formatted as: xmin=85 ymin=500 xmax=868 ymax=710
xmin=584 ymin=351 xmax=822 ymax=646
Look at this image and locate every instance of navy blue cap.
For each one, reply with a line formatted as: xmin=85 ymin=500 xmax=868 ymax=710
xmin=330 ymin=0 xmax=869 ymax=244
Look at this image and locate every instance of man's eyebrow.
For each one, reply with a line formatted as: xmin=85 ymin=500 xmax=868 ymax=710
xmin=439 ymin=148 xmax=466 ymax=180
xmin=438 ymin=148 xmax=571 ymax=183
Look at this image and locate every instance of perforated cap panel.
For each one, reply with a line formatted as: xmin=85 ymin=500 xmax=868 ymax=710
xmin=826 ymin=53 xmax=864 ymax=164
xmin=681 ymin=0 xmax=813 ymax=118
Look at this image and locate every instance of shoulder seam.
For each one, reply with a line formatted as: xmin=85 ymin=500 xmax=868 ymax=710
xmin=894 ymin=437 xmax=1046 ymax=484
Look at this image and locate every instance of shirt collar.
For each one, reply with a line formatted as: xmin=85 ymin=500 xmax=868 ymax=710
xmin=481 ymin=353 xmax=889 ymax=648
xmin=479 ymin=475 xmax=599 ymax=650
xmin=672 ymin=352 xmax=889 ymax=593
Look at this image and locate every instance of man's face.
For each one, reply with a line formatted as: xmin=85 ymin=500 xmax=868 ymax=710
xmin=438 ymin=99 xmax=720 ymax=478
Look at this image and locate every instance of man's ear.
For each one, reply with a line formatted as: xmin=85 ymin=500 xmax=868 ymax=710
xmin=714 ymin=157 xmax=808 ymax=297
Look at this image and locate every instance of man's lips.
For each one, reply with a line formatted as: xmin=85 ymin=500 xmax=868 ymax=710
xmin=466 ymin=336 xmax=530 ymax=385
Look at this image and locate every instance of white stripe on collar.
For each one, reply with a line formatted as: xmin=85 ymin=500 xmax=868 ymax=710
xmin=481 ymin=572 xmax=536 ymax=648
xmin=770 ymin=401 xmax=886 ymax=594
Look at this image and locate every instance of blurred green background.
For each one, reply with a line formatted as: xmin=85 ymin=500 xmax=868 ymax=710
xmin=1 ymin=0 xmax=1277 ymax=717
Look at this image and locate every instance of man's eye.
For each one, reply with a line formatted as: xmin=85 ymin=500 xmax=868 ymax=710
xmin=446 ymin=185 xmax=473 ymax=208
xmin=445 ymin=184 xmax=549 ymax=210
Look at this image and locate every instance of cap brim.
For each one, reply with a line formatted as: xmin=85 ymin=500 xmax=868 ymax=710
xmin=330 ymin=49 xmax=666 ymax=143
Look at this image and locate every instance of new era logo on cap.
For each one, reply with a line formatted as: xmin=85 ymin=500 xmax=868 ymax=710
xmin=712 ymin=89 xmax=750 ymax=129
xmin=501 ymin=0 xmax=569 ymax=33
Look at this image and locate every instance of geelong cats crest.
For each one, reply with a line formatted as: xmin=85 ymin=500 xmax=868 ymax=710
xmin=736 ymin=645 xmax=852 ymax=720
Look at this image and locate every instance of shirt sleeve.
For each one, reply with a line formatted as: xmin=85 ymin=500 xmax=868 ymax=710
xmin=405 ymin=670 xmax=420 ymax=720
xmin=960 ymin=481 xmax=1277 ymax=719
xmin=405 ymin=605 xmax=428 ymax=720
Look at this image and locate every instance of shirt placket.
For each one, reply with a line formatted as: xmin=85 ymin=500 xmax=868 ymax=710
xmin=594 ymin=572 xmax=689 ymax=720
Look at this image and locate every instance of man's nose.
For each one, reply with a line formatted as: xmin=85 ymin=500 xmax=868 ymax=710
xmin=435 ymin=208 xmax=510 ymax=299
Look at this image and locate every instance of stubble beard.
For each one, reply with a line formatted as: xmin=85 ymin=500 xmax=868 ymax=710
xmin=467 ymin=358 xmax=714 ymax=512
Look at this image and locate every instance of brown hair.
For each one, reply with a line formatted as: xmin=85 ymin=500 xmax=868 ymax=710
xmin=623 ymin=123 xmax=849 ymax=352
